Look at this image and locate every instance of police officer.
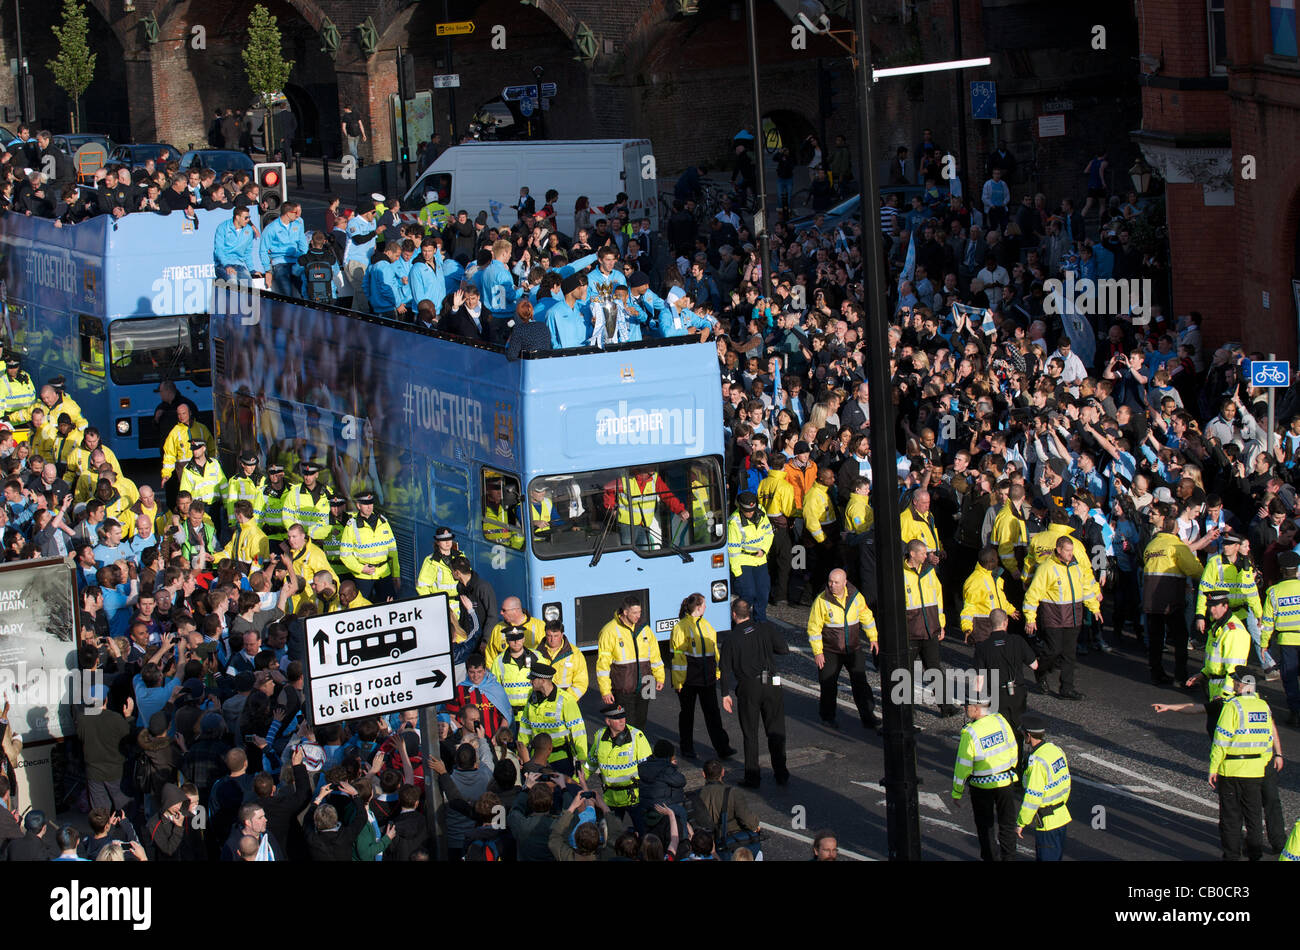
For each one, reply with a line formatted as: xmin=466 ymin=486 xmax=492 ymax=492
xmin=588 ymin=703 xmax=653 ymax=829
xmin=1260 ymin=550 xmax=1300 ymax=726
xmin=322 ymin=494 xmax=350 ymax=577
xmin=807 ymin=568 xmax=880 ymax=729
xmin=757 ymin=453 xmax=797 ymax=606
xmin=417 ymin=526 xmax=463 ymax=626
xmin=951 ymin=694 xmax=1019 ymax=861
xmin=1209 ymin=667 xmax=1279 ymax=861
xmin=1016 ymin=716 xmax=1072 ymax=861
xmin=972 ymin=608 xmax=1038 ymax=755
xmin=260 ymin=462 xmax=290 ymax=545
xmin=720 ymin=598 xmax=789 ymax=789
xmin=1187 ymin=592 xmax=1251 ymax=736
xmin=0 ymin=355 xmax=35 ymax=422
xmin=178 ymin=440 xmax=228 ymax=537
xmin=286 ymin=461 xmax=331 ymax=543
xmin=224 ymin=451 xmax=267 ymax=526
xmin=727 ymin=491 xmax=773 ymax=623
xmin=516 ymin=662 xmax=586 ymax=777
xmin=340 ymin=491 xmax=400 ymax=602
xmin=490 ymin=626 xmax=539 ymax=723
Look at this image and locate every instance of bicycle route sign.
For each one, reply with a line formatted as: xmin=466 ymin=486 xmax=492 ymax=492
xmin=304 ymin=593 xmax=454 ymax=726
xmin=1249 ymin=360 xmax=1291 ymax=388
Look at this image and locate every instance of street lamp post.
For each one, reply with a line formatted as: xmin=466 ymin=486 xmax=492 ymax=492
xmin=850 ymin=0 xmax=922 ymax=863
xmin=744 ymin=0 xmax=773 ymax=294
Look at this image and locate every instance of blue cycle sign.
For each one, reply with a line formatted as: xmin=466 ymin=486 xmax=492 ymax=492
xmin=1249 ymin=360 xmax=1291 ymax=388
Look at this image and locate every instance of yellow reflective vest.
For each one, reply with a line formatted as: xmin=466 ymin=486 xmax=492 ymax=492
xmin=757 ymin=471 xmax=796 ymax=524
xmin=0 ymin=371 xmax=35 ymax=417
xmin=1023 ymin=556 xmax=1100 ymax=628
xmin=960 ymin=565 xmax=1012 ymax=639
xmin=726 ymin=510 xmax=773 ymax=574
xmin=588 ymin=725 xmax=652 ymax=807
xmin=1196 ymin=554 xmax=1263 ymax=621
xmin=161 ymin=421 xmax=215 ymax=481
xmin=225 ymin=472 xmax=268 ymax=522
xmin=341 ymin=513 xmax=400 ymax=579
xmin=416 ymin=553 xmax=461 ymax=617
xmin=1281 ymin=820 xmax=1300 ymax=861
xmin=518 ymin=686 xmax=587 ymax=768
xmin=289 ymin=539 xmax=337 ymax=591
xmin=843 ymin=493 xmax=874 ymax=534
xmin=900 ymin=505 xmax=942 ymax=552
xmin=483 ymin=502 xmax=524 ymax=550
xmin=952 ymin=712 xmax=1018 ymax=799
xmin=1142 ymin=531 xmax=1203 ymax=613
xmin=670 ymin=615 xmax=721 ymax=690
xmin=537 ymin=636 xmax=589 ymax=701
xmin=802 ymin=482 xmax=836 ymax=543
xmin=596 ymin=614 xmax=664 ymax=696
xmin=903 ymin=560 xmax=945 ymax=639
xmin=1202 ymin=615 xmax=1251 ymax=701
xmin=1017 ymin=740 xmax=1072 ymax=830
xmin=178 ymin=458 xmax=227 ymax=506
xmin=1209 ymin=694 xmax=1273 ymax=779
xmin=286 ymin=482 xmax=332 ymax=542
xmin=807 ymin=585 xmax=876 ymax=655
xmin=1261 ymin=578 xmax=1300 ymax=649
xmin=493 ymin=649 xmax=540 ymax=714
xmin=213 ymin=520 xmax=270 ymax=567
xmin=1024 ymin=523 xmax=1077 ymax=578
xmin=484 ymin=615 xmax=546 ymax=667
xmin=993 ymin=503 xmax=1029 ymax=575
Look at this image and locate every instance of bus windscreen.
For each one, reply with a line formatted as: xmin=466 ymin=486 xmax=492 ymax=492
xmin=528 ymin=456 xmax=726 ymax=560
xmin=109 ymin=315 xmax=210 ymax=386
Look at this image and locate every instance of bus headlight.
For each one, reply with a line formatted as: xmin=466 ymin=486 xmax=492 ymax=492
xmin=115 ymin=418 xmax=132 ymax=436
xmin=543 ymin=603 xmax=561 ymax=623
xmin=711 ymin=580 xmax=728 ymax=602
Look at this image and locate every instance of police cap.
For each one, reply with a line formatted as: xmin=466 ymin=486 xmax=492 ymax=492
xmin=301 ymin=461 xmax=321 ymax=475
xmin=1279 ymin=551 xmax=1300 ymax=571
xmin=530 ymin=662 xmax=555 ymax=679
xmin=601 ymin=704 xmax=627 ymax=719
xmin=4 ymin=356 xmax=19 ymax=368
xmin=238 ymin=451 xmax=258 ymax=466
xmin=1221 ymin=532 xmax=1244 ymax=546
xmin=1205 ymin=591 xmax=1231 ymax=608
xmin=504 ymin=626 xmax=526 ymax=641
xmin=356 ymin=491 xmax=377 ymax=505
xmin=737 ymin=491 xmax=759 ymax=512
xmin=329 ymin=494 xmax=347 ymax=507
xmin=1022 ymin=715 xmax=1047 ymax=736
xmin=434 ymin=526 xmax=455 ymax=541
xmin=267 ymin=463 xmax=286 ymax=474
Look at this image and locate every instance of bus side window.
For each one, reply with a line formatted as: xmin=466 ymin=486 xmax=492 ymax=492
xmin=78 ymin=314 xmax=105 ymax=378
xmin=481 ymin=468 xmax=523 ymax=549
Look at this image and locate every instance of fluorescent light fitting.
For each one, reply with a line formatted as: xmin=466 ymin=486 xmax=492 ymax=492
xmin=872 ymin=56 xmax=992 ymax=81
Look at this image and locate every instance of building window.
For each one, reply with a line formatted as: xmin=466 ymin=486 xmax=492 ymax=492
xmin=1207 ymin=0 xmax=1227 ymax=73
xmin=1272 ymin=0 xmax=1298 ymax=58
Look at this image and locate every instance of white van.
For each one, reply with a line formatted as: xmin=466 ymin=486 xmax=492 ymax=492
xmin=402 ymin=138 xmax=657 ymax=236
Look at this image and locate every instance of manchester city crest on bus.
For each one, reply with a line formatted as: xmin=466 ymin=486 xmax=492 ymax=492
xmin=494 ymin=403 xmax=514 ymax=460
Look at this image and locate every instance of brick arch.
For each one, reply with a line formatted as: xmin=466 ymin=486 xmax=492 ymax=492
xmin=152 ymin=0 xmax=331 ymax=33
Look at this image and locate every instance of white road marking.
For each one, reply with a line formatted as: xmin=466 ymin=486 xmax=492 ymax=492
xmin=759 ymin=822 xmax=876 ymax=861
xmin=1072 ymin=750 xmax=1217 ymax=810
xmin=852 ymin=780 xmax=951 ymax=813
xmin=915 ymin=811 xmax=1036 ymax=857
xmin=1070 ymin=775 xmax=1217 ymax=825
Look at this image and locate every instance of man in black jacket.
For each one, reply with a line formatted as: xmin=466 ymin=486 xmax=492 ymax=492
xmin=252 ymin=748 xmax=314 ymax=861
xmin=442 ymin=283 xmax=495 ymax=344
xmin=720 ymin=598 xmax=790 ymax=789
xmin=5 ymin=810 xmax=57 ymax=861
xmin=304 ymin=780 xmax=369 ymax=860
xmin=220 ymin=800 xmax=285 ymax=860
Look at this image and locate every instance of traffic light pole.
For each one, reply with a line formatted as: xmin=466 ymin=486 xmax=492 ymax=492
xmin=396 ymin=45 xmax=412 ymax=189
xmin=851 ymin=0 xmax=921 ymax=862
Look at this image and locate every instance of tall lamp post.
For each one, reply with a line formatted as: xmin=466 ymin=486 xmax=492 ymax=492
xmin=744 ymin=0 xmax=773 ymax=293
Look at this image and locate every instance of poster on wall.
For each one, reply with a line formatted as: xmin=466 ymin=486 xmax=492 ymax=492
xmin=391 ymin=91 xmax=435 ymax=163
xmin=0 ymin=558 xmax=79 ymax=744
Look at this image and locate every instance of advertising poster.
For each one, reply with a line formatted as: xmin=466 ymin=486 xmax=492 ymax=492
xmin=0 ymin=558 xmax=79 ymax=743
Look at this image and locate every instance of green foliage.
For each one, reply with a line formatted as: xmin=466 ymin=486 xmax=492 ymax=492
xmin=49 ymin=0 xmax=96 ymax=130
xmin=243 ymin=4 xmax=294 ymax=106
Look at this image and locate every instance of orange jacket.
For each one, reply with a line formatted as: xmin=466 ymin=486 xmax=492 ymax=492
xmin=785 ymin=460 xmax=818 ymax=509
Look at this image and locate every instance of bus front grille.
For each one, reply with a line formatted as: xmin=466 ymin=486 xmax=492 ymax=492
xmin=574 ymin=588 xmax=649 ymax=649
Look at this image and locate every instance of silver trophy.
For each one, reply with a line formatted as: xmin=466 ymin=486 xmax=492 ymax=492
xmin=593 ymin=280 xmax=619 ymax=338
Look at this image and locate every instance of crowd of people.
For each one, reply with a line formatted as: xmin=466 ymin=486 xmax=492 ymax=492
xmin=1 ymin=125 xmax=1298 ymax=861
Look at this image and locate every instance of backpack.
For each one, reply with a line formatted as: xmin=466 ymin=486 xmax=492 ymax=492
xmin=714 ymin=787 xmax=763 ymax=860
xmin=132 ymin=750 xmax=168 ymax=798
xmin=463 ymin=835 xmax=501 ymax=862
xmin=304 ymin=259 xmax=334 ymax=304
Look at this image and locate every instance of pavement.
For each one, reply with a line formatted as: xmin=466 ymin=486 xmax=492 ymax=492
xmin=564 ymin=601 xmax=1298 ymax=861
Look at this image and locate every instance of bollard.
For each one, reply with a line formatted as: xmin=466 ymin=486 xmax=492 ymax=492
xmin=296 ymin=153 xmax=303 ymax=189
xmin=322 ymin=157 xmax=330 ymax=192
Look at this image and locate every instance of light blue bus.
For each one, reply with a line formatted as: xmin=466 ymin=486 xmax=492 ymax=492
xmin=0 ymin=209 xmax=228 ymax=458
xmin=210 ymin=295 xmax=731 ymax=646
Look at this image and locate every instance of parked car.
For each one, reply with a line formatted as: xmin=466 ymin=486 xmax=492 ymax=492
xmin=178 ymin=149 xmax=255 ymax=176
xmin=51 ymin=133 xmax=116 ymax=155
xmin=106 ymin=142 xmax=181 ymax=170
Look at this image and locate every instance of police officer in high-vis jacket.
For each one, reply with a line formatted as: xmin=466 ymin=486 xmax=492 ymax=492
xmin=1261 ymin=551 xmax=1300 ymax=726
xmin=340 ymin=490 xmax=400 ymax=602
xmin=1209 ymin=666 xmax=1280 ymax=861
xmin=952 ymin=694 xmax=1019 ymax=861
xmin=727 ymin=491 xmax=773 ymax=624
xmin=1016 ymin=715 xmax=1071 ymax=861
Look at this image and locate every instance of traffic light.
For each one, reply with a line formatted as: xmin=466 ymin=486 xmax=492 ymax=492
xmin=399 ymin=53 xmax=416 ymax=97
xmin=254 ymin=162 xmax=287 ymax=212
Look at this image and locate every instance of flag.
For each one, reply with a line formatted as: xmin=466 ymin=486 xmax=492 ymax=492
xmin=951 ymin=301 xmax=994 ymax=335
xmin=488 ymin=199 xmax=503 ymax=224
xmin=897 ymin=229 xmax=916 ymax=297
xmin=1052 ymin=281 xmax=1097 ymax=367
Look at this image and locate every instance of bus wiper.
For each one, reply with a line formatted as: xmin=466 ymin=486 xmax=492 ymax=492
xmin=665 ymin=535 xmax=694 ymax=564
xmin=589 ymin=503 xmax=618 ymax=568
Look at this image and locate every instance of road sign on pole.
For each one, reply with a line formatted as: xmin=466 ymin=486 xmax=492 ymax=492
xmin=1249 ymin=359 xmax=1290 ymax=388
xmin=304 ymin=595 xmax=454 ymax=726
xmin=970 ymin=80 xmax=996 ymax=119
xmin=432 ymin=74 xmax=460 ymax=88
xmin=436 ymin=21 xmax=475 ymax=36
xmin=539 ymin=81 xmax=558 ymax=97
xmin=519 ymin=97 xmax=535 ymax=117
xmin=502 ymin=84 xmax=537 ymax=101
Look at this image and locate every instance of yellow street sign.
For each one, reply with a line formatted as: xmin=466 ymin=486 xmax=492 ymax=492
xmin=436 ymin=21 xmax=475 ymax=36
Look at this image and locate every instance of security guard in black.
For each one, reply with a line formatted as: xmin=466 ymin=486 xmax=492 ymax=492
xmin=720 ymin=598 xmax=789 ymax=789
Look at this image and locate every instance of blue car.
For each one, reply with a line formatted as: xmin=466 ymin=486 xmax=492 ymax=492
xmin=179 ymin=149 xmax=255 ymax=176
xmin=106 ymin=142 xmax=182 ymax=170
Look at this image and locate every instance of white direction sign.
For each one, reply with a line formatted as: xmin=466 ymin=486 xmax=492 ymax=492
xmin=305 ymin=594 xmax=454 ymax=726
